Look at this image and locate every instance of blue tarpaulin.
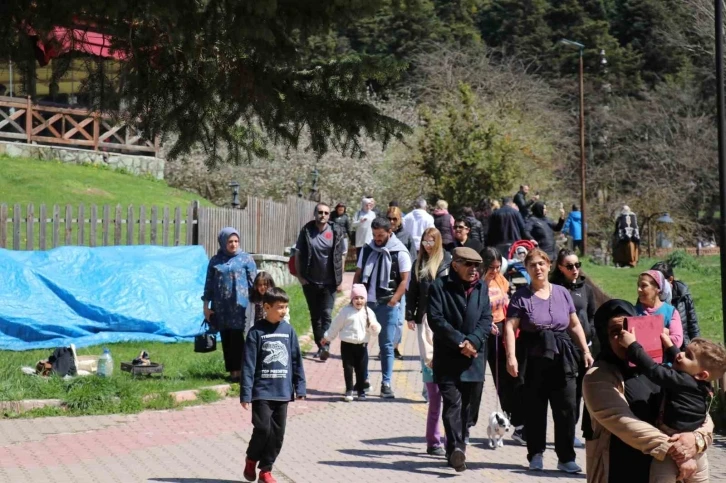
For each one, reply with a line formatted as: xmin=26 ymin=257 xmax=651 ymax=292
xmin=0 ymin=245 xmax=208 ymax=351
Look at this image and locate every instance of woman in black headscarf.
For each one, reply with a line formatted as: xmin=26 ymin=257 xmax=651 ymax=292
xmin=582 ymin=300 xmax=712 ymax=483
xmin=525 ymin=202 xmax=565 ymax=261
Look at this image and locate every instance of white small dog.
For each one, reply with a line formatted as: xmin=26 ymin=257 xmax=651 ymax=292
xmin=487 ymin=411 xmax=511 ymax=449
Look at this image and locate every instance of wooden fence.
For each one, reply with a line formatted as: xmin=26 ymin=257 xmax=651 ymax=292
xmin=0 ymin=202 xmax=197 ymax=251
xmin=0 ymin=95 xmax=157 ymax=156
xmin=1 ymin=196 xmax=317 ymax=256
xmin=197 ymin=196 xmax=317 ymax=257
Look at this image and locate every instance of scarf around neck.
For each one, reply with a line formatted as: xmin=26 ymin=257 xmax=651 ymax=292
xmin=361 ymin=234 xmax=407 ymax=290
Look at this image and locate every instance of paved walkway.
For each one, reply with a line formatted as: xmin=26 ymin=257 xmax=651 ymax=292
xmin=1 ymin=274 xmax=725 ymax=482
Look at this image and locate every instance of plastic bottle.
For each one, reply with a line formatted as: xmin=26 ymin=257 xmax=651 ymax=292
xmin=97 ymin=348 xmax=113 ymax=377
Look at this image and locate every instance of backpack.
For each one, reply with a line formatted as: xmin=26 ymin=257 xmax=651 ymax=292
xmin=288 ymin=247 xmax=298 ymax=276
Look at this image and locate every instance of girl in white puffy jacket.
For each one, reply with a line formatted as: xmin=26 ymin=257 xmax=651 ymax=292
xmin=321 ymin=284 xmax=381 ymax=401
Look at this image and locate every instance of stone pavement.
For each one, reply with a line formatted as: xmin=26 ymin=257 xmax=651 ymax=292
xmin=1 ymin=277 xmax=725 ymax=482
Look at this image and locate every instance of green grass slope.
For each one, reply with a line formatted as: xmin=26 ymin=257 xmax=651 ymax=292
xmin=0 ymin=155 xmax=211 ymax=208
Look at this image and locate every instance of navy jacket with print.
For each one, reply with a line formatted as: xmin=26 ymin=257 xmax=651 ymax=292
xmin=241 ymin=320 xmax=306 ymax=402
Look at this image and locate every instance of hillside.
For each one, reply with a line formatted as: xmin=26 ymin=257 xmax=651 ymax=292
xmin=0 ymin=155 xmax=213 ymax=208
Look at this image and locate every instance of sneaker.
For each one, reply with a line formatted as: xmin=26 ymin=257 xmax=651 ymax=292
xmin=312 ymin=350 xmax=321 ymax=359
xmin=357 ymin=391 xmax=366 ymax=400
xmin=449 ymin=448 xmax=466 ymax=472
xmin=258 ymin=470 xmax=277 ymax=483
xmin=243 ymin=458 xmax=257 ymax=482
xmin=529 ymin=453 xmax=544 ymax=471
xmin=557 ymin=460 xmax=582 ymax=474
xmin=574 ymin=436 xmax=585 ymax=448
xmin=427 ymin=446 xmax=446 ymax=456
xmin=343 ymin=391 xmax=354 ymax=402
xmin=363 ymin=380 xmax=371 ymax=390
xmin=394 ymin=348 xmax=404 ymax=360
xmin=320 ymin=348 xmax=330 ymax=361
xmin=380 ymin=383 xmax=395 ymax=399
xmin=512 ymin=427 xmax=526 ymax=446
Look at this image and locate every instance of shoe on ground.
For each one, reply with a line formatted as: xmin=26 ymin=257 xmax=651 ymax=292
xmin=312 ymin=350 xmax=321 ymax=359
xmin=529 ymin=453 xmax=544 ymax=471
xmin=363 ymin=380 xmax=370 ymax=390
xmin=557 ymin=460 xmax=582 ymax=474
xmin=380 ymin=383 xmax=395 ymax=399
xmin=574 ymin=436 xmax=585 ymax=448
xmin=319 ymin=348 xmax=330 ymax=361
xmin=357 ymin=391 xmax=366 ymax=400
xmin=258 ymin=470 xmax=277 ymax=483
xmin=512 ymin=427 xmax=526 ymax=446
xmin=449 ymin=448 xmax=466 ymax=472
xmin=344 ymin=391 xmax=354 ymax=402
xmin=243 ymin=458 xmax=257 ymax=482
xmin=427 ymin=446 xmax=446 ymax=456
xmin=394 ymin=348 xmax=404 ymax=360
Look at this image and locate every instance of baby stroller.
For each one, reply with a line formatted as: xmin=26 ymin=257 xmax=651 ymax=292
xmin=504 ymin=240 xmax=535 ymax=295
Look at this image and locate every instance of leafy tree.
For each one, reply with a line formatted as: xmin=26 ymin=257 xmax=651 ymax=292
xmin=0 ymin=1 xmax=410 ymax=166
xmin=478 ymin=0 xmax=554 ymax=61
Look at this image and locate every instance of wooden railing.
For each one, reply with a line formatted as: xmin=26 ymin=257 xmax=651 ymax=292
xmin=0 ymin=95 xmax=157 ymax=156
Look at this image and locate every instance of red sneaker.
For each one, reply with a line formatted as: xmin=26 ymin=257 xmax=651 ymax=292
xmin=243 ymin=458 xmax=257 ymax=482
xmin=258 ymin=470 xmax=277 ymax=483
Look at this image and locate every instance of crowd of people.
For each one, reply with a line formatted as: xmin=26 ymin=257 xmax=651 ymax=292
xmin=200 ymin=187 xmax=725 ymax=483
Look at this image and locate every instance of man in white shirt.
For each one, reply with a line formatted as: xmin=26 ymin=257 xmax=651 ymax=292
xmin=353 ymin=197 xmax=376 ymax=260
xmin=403 ymin=197 xmax=435 ymax=250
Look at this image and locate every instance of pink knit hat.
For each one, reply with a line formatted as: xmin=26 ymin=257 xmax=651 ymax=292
xmin=351 ymin=284 xmax=367 ymax=301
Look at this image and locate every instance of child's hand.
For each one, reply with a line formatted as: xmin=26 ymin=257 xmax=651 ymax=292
xmin=663 ymin=327 xmax=670 ymax=336
xmin=407 ymin=321 xmax=416 ymax=330
xmin=241 ymin=402 xmax=250 ymax=410
xmin=617 ymin=328 xmax=636 ymax=348
xmin=660 ymin=332 xmax=674 ymax=349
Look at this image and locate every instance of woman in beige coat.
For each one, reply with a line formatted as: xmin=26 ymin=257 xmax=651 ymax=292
xmin=583 ymin=300 xmax=713 ymax=483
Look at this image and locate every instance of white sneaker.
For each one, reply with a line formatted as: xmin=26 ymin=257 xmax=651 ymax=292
xmin=343 ymin=391 xmax=354 ymax=402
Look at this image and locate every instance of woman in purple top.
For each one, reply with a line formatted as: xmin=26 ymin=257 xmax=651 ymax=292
xmin=504 ymin=249 xmax=594 ymax=474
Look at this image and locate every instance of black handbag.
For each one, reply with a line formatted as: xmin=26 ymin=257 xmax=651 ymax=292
xmin=194 ymin=320 xmax=217 ymax=353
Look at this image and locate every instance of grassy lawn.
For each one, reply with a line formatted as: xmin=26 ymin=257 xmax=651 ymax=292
xmin=582 ymin=254 xmax=724 ymax=343
xmin=0 ymin=155 xmax=210 ymax=208
xmin=0 ymin=283 xmax=311 ymax=418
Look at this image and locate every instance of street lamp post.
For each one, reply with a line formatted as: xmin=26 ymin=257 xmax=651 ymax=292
xmin=715 ymin=0 xmax=726 ymax=346
xmin=560 ymin=39 xmax=587 ymax=255
xmin=228 ymin=181 xmax=240 ymax=209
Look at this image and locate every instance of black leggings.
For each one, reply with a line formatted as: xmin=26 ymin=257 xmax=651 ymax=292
xmin=220 ymin=329 xmax=245 ymax=372
xmin=340 ymin=341 xmax=368 ymax=392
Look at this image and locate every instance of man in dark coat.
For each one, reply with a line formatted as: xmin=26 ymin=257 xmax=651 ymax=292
xmin=525 ymin=202 xmax=565 ymax=262
xmin=486 ymin=198 xmax=532 ymax=257
xmin=451 ymin=218 xmax=483 ymax=254
xmin=427 ymin=247 xmax=493 ymax=472
xmin=295 ymin=202 xmax=346 ymax=360
xmin=513 ymin=185 xmax=538 ymax=219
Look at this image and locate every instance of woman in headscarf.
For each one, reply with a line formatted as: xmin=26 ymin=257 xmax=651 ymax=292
xmin=582 ymin=300 xmax=713 ymax=483
xmin=613 ymin=205 xmax=640 ymax=268
xmin=635 ymin=269 xmax=683 ymax=350
xmin=202 ymin=227 xmax=257 ymax=382
xmin=525 ymin=202 xmax=565 ymax=262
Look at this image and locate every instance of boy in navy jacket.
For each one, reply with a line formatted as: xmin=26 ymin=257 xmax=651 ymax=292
xmin=241 ymin=287 xmax=306 ymax=483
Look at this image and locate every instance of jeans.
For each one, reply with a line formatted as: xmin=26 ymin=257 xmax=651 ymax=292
xmin=394 ymin=294 xmax=406 ymax=346
xmin=426 ymin=382 xmax=444 ymax=449
xmin=369 ymin=301 xmax=399 ymax=385
xmin=302 ymin=284 xmax=336 ymax=350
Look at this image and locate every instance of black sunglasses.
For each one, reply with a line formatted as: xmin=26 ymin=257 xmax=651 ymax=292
xmin=318 ymin=211 xmax=330 ymax=215
xmin=454 ymin=225 xmax=468 ymax=230
xmin=563 ymin=262 xmax=582 ymax=270
xmin=387 ymin=217 xmax=399 ymax=222
xmin=460 ymin=261 xmax=479 ymax=268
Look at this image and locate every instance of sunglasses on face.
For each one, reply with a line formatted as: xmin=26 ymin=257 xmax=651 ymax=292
xmin=318 ymin=211 xmax=330 ymax=215
xmin=454 ymin=225 xmax=467 ymax=230
xmin=460 ymin=261 xmax=479 ymax=268
xmin=387 ymin=217 xmax=399 ymax=222
xmin=421 ymin=241 xmax=434 ymax=247
xmin=563 ymin=262 xmax=582 ymax=270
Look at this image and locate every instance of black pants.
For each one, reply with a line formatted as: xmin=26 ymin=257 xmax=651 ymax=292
xmin=466 ymin=381 xmax=484 ymax=431
xmin=573 ymin=239 xmax=583 ymax=254
xmin=219 ymin=329 xmax=244 ymax=372
xmin=439 ymin=381 xmax=479 ymax=456
xmin=486 ymin=326 xmax=522 ymax=425
xmin=575 ymin=350 xmax=586 ymax=431
xmin=524 ymin=356 xmax=576 ymax=463
xmin=340 ymin=341 xmax=368 ymax=392
xmin=247 ymin=400 xmax=288 ymax=471
xmin=302 ymin=284 xmax=336 ymax=350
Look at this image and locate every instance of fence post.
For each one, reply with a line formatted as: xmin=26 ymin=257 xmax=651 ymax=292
xmin=102 ymin=205 xmax=110 ymax=246
xmin=0 ymin=204 xmax=7 ymax=248
xmin=174 ymin=207 xmax=182 ymax=246
xmin=138 ymin=205 xmax=147 ymax=245
xmin=25 ymin=203 xmax=34 ymax=251
xmin=39 ymin=204 xmax=47 ymax=250
xmin=93 ymin=113 xmax=100 ymax=151
xmin=52 ymin=204 xmax=60 ymax=248
xmin=25 ymin=97 xmax=32 ymax=144
xmin=126 ymin=205 xmax=135 ymax=245
xmin=77 ymin=204 xmax=85 ymax=246
xmin=114 ymin=205 xmax=122 ymax=245
xmin=12 ymin=203 xmax=20 ymax=250
xmin=162 ymin=207 xmax=170 ymax=246
xmin=64 ymin=205 xmax=72 ymax=246
xmin=150 ymin=206 xmax=158 ymax=244
xmin=89 ymin=205 xmax=97 ymax=248
xmin=192 ymin=200 xmax=200 ymax=245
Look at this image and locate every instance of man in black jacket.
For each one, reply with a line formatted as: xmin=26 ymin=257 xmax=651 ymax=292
xmin=295 ymin=202 xmax=346 ymax=361
xmin=462 ymin=207 xmax=485 ymax=245
xmin=486 ymin=198 xmax=533 ymax=257
xmin=651 ymin=262 xmax=701 ymax=348
xmin=513 ymin=185 xmax=538 ymax=219
xmin=428 ymin=247 xmax=493 ymax=472
xmin=451 ymin=218 xmax=483 ymax=254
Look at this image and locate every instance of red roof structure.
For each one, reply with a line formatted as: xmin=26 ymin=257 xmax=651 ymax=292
xmin=27 ymin=26 xmax=127 ymax=66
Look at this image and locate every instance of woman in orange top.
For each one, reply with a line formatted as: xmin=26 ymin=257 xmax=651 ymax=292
xmin=483 ymin=248 xmax=523 ymax=436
